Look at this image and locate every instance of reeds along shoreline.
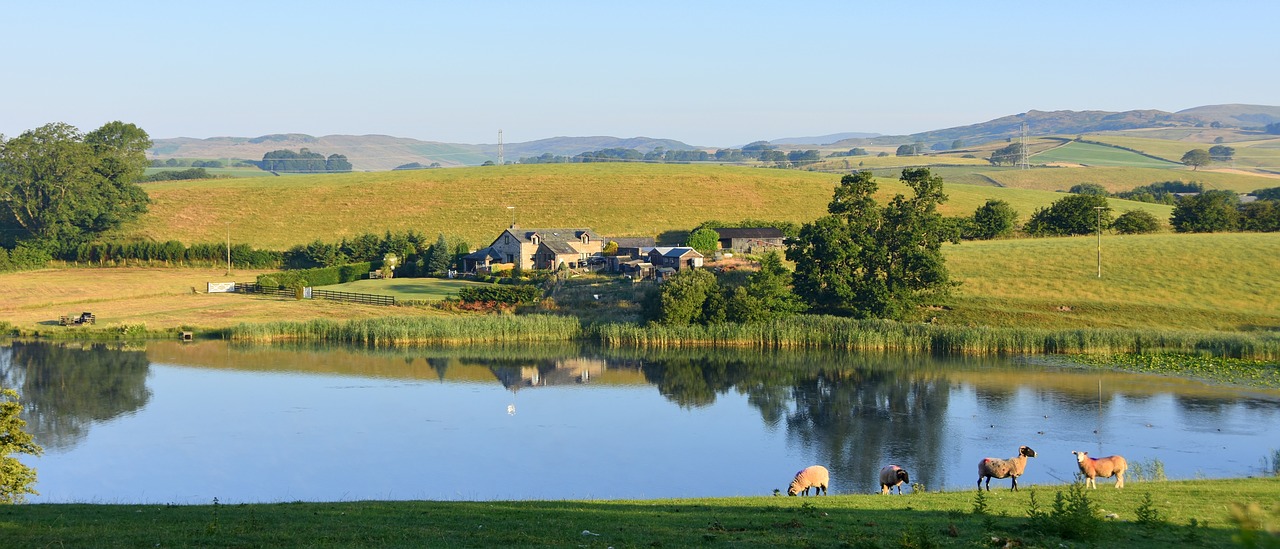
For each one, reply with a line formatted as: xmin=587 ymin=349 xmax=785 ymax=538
xmin=225 ymin=314 xmax=1280 ymax=360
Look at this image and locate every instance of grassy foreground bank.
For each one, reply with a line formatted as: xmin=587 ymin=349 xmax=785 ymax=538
xmin=3 ymin=478 xmax=1276 ymax=548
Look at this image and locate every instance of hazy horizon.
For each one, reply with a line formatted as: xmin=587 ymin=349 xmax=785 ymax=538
xmin=3 ymin=1 xmax=1278 ymax=147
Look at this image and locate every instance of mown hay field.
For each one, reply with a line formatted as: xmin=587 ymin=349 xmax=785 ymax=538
xmin=940 ymin=232 xmax=1280 ymax=331
xmin=0 ymin=267 xmax=444 ymax=334
xmin=127 ymin=163 xmax=1172 ymax=251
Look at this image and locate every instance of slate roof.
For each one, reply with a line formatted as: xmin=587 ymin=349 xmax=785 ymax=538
xmin=651 ymin=246 xmax=703 ymax=258
xmin=509 ymin=227 xmax=602 ymax=243
xmin=463 ymin=247 xmax=504 ymax=260
xmin=539 ymin=241 xmax=578 ymax=254
xmin=713 ymin=227 xmax=784 ymax=239
xmin=609 ymin=236 xmax=656 ymax=248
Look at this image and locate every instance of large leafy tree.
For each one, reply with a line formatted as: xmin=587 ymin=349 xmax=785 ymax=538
xmin=1170 ymin=190 xmax=1240 ymax=233
xmin=0 ymin=122 xmax=151 ymax=251
xmin=787 ymin=169 xmax=953 ymax=319
xmin=1180 ymin=148 xmax=1211 ymax=170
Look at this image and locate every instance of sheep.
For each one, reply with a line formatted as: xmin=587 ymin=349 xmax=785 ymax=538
xmin=977 ymin=445 xmax=1036 ymax=491
xmin=787 ymin=465 xmax=829 ymax=496
xmin=1072 ymin=450 xmax=1127 ymax=489
xmin=879 ymin=465 xmax=910 ymax=494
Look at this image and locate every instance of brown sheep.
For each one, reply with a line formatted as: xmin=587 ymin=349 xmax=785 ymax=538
xmin=787 ymin=465 xmax=829 ymax=496
xmin=977 ymin=445 xmax=1036 ymax=491
xmin=1072 ymin=450 xmax=1128 ymax=489
xmin=879 ymin=465 xmax=910 ymax=494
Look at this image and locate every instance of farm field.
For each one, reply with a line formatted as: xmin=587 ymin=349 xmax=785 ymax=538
xmin=0 ymin=267 xmax=443 ymax=335
xmin=124 ymin=162 xmax=1173 ymax=250
xmin=939 ymin=232 xmax=1280 ymax=331
xmin=1085 ymin=134 xmax=1280 ymax=173
xmin=1029 ymin=140 xmax=1180 ymax=168
xmin=980 ymin=165 xmax=1277 ymax=193
xmin=2 ymin=232 xmax=1275 ymax=336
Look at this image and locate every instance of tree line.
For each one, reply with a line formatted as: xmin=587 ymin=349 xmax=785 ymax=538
xmin=258 ymin=148 xmax=352 ymax=173
xmin=518 ymin=143 xmax=823 ymax=166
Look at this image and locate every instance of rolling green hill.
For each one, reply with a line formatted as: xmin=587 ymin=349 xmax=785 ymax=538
xmin=122 ymin=163 xmax=1172 ymax=250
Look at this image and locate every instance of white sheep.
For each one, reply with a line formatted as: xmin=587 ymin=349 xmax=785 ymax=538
xmin=787 ymin=465 xmax=829 ymax=496
xmin=879 ymin=465 xmax=910 ymax=494
xmin=1072 ymin=450 xmax=1128 ymax=489
xmin=977 ymin=445 xmax=1036 ymax=491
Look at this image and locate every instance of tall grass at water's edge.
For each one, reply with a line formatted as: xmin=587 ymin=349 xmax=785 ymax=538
xmin=226 ymin=314 xmax=1280 ymax=359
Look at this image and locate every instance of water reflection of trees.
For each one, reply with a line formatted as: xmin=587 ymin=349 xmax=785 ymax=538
xmin=0 ymin=341 xmax=151 ymax=450
xmin=636 ymin=350 xmax=954 ymax=493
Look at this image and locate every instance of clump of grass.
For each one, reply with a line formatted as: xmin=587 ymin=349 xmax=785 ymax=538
xmin=1129 ymin=458 xmax=1168 ymax=483
xmin=1264 ymin=449 xmax=1280 ymax=477
xmin=1228 ymin=502 xmax=1280 ymax=548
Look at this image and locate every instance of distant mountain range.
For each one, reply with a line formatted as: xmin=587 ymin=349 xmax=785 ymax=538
xmin=148 ymin=104 xmax=1280 ymax=170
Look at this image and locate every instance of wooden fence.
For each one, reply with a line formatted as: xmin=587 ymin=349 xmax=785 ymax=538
xmin=232 ymin=283 xmax=395 ymax=306
xmin=310 ymin=288 xmax=396 ymax=306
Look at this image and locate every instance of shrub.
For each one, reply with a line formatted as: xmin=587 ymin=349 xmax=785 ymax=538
xmin=1025 ymin=194 xmax=1111 ymax=237
xmin=1171 ymin=190 xmax=1240 ymax=233
xmin=1112 ymin=210 xmax=1161 ymax=234
xmin=969 ymin=199 xmax=1018 ymax=240
xmin=456 ymin=284 xmax=541 ymax=305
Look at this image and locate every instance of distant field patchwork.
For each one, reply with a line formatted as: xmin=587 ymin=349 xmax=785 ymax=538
xmin=1030 ymin=141 xmax=1179 ymax=168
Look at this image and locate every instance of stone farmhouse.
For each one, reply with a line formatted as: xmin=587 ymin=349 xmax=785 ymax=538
xmin=463 ymin=225 xmax=604 ymax=273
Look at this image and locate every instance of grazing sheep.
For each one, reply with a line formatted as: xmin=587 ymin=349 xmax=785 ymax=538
xmin=879 ymin=465 xmax=910 ymax=494
xmin=1072 ymin=451 xmax=1128 ymax=489
xmin=977 ymin=445 xmax=1037 ymax=491
xmin=787 ymin=465 xmax=829 ymax=496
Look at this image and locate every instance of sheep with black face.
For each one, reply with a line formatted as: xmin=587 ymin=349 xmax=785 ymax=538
xmin=977 ymin=445 xmax=1036 ymax=491
xmin=879 ymin=465 xmax=910 ymax=494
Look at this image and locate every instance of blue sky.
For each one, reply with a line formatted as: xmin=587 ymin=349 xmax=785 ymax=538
xmin=2 ymin=1 xmax=1276 ymax=147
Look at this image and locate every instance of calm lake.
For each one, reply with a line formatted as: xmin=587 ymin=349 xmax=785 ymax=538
xmin=3 ymin=339 xmax=1278 ymax=504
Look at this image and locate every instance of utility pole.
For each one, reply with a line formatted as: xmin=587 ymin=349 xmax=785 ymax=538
xmin=225 ymin=222 xmax=232 ymax=276
xmin=507 ymin=205 xmax=515 ymax=227
xmin=498 ymin=129 xmax=504 ymax=166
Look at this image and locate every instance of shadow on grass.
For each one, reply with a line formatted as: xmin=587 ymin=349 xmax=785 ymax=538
xmin=1 ymin=498 xmax=1244 ymax=548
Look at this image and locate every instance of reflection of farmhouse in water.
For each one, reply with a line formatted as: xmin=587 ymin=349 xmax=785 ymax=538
xmin=490 ymin=357 xmax=607 ymax=389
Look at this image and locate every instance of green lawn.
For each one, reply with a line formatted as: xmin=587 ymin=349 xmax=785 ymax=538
xmin=3 ymin=478 xmax=1276 ymax=548
xmin=321 ymin=277 xmax=489 ymax=301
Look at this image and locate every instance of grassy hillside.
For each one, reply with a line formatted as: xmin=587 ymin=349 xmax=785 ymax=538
xmin=940 ymin=232 xmax=1280 ymax=331
xmin=126 ymin=163 xmax=1171 ymax=250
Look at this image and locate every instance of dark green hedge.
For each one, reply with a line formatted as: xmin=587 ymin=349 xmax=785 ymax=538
xmin=457 ymin=284 xmax=541 ymax=304
xmin=257 ymin=262 xmax=374 ymax=288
